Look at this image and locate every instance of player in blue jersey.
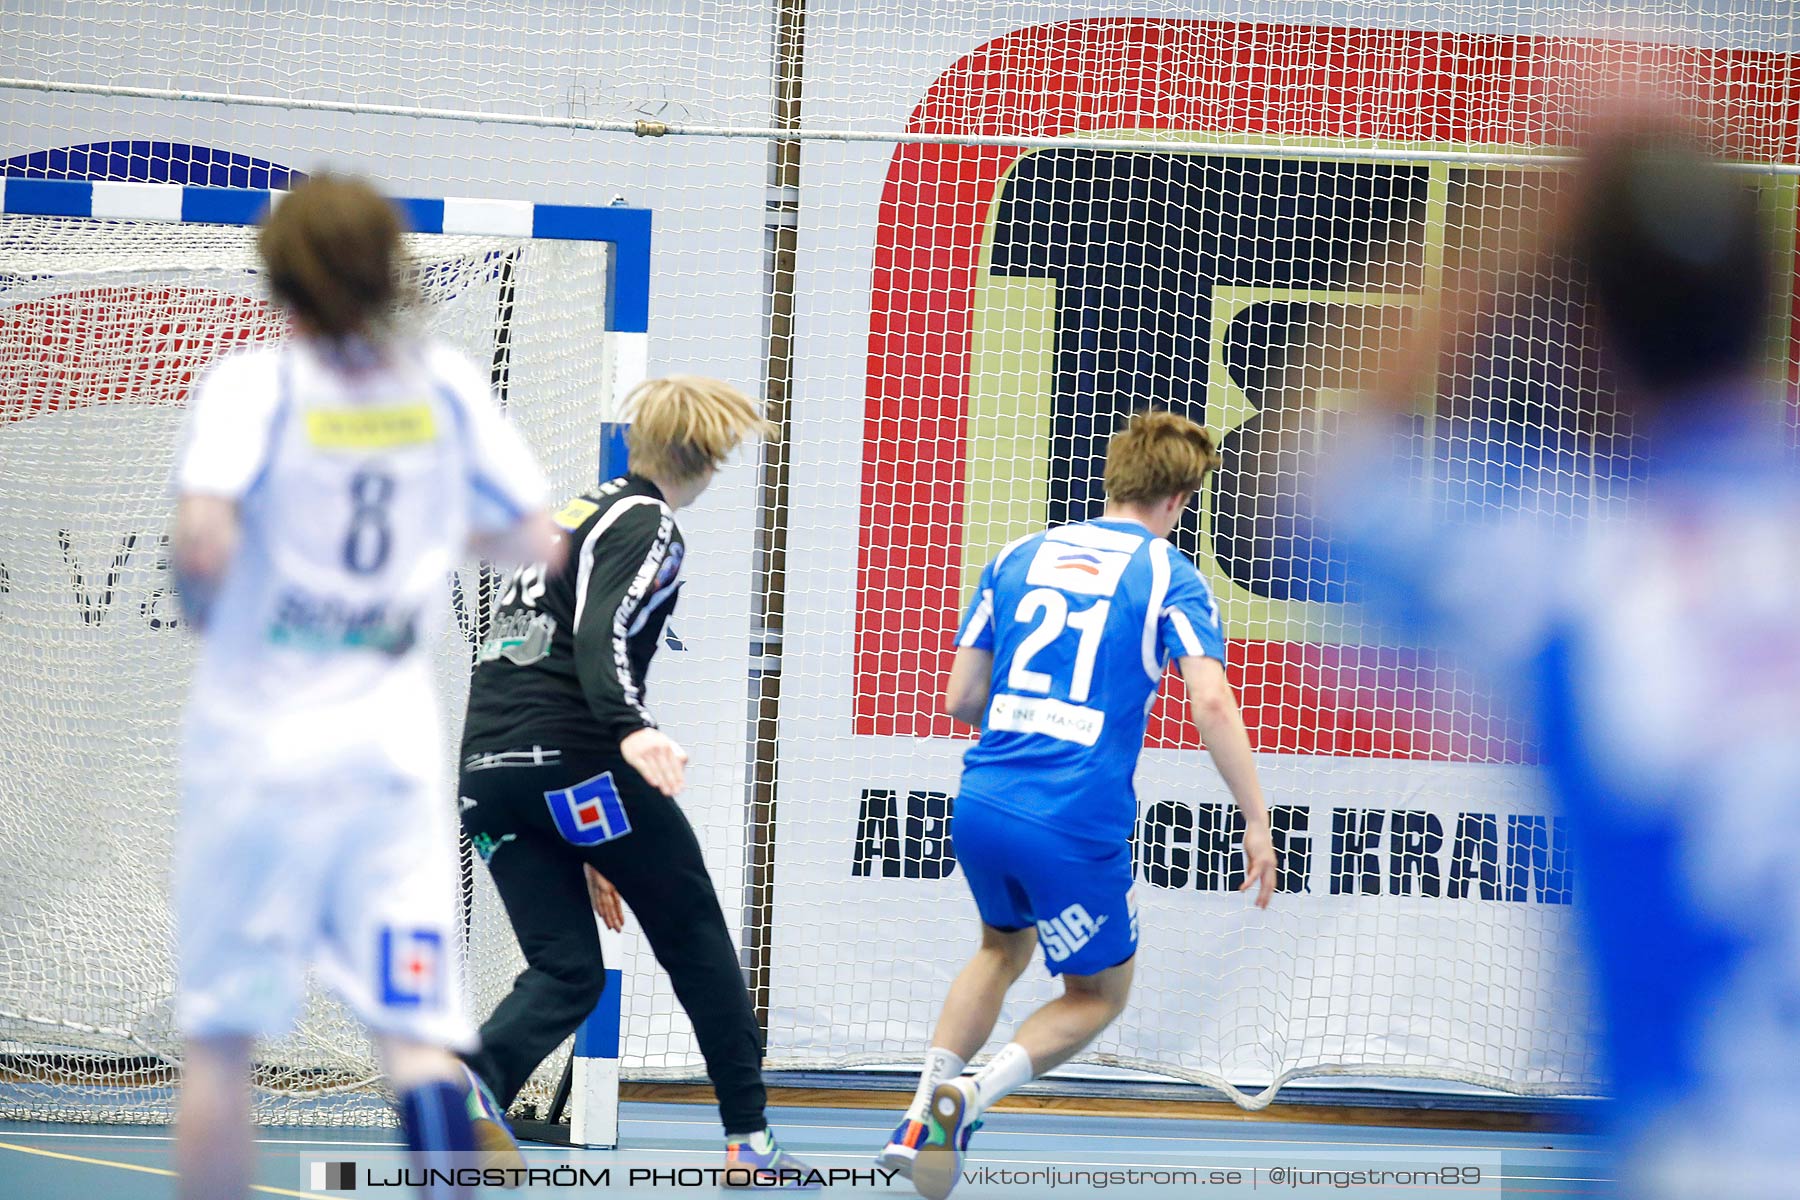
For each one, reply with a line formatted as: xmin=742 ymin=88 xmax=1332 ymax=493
xmin=1320 ymin=119 xmax=1800 ymax=1198
xmin=882 ymin=412 xmax=1278 ymax=1199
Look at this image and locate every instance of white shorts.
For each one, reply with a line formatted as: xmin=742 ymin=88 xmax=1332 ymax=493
xmin=175 ymin=759 xmax=473 ymax=1051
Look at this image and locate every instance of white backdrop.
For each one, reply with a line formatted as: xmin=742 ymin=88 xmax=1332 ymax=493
xmin=6 ymin=0 xmax=1794 ymax=1107
xmin=0 ymin=14 xmax=773 ymax=1089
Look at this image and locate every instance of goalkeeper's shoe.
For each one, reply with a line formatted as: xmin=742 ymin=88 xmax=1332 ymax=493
xmin=911 ymin=1080 xmax=981 ymax=1200
xmin=461 ymin=1065 xmax=525 ymax=1180
xmin=875 ymin=1116 xmax=932 ymax=1179
xmin=723 ymin=1129 xmax=822 ymax=1190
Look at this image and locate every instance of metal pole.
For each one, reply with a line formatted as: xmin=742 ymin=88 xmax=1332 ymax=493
xmin=743 ymin=0 xmax=805 ymax=1033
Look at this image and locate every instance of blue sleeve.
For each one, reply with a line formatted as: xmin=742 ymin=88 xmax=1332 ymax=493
xmin=1158 ymin=557 xmax=1227 ymax=664
xmin=1318 ymin=418 xmax=1559 ymax=666
xmin=955 ymin=557 xmax=998 ymax=651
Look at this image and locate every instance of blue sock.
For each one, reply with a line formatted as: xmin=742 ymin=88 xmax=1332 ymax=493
xmin=398 ymin=1080 xmax=477 ymax=1199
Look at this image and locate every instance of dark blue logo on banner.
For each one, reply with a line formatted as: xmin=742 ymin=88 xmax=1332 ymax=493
xmin=1 ymin=140 xmax=299 ymax=187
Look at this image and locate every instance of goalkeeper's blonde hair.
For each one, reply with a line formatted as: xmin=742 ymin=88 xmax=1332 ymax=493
xmin=625 ymin=376 xmax=771 ymax=483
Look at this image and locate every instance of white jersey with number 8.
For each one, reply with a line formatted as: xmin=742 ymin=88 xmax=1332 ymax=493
xmin=171 ymin=336 xmax=546 ymax=1044
xmin=175 ymin=337 xmax=545 ymax=779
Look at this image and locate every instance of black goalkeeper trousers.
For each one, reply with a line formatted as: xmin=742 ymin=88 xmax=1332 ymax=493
xmin=456 ymin=747 xmax=767 ymax=1136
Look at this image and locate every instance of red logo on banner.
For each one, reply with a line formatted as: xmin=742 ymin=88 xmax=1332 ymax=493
xmin=1 ymin=287 xmax=278 ymax=422
xmin=853 ymin=19 xmax=1800 ymax=760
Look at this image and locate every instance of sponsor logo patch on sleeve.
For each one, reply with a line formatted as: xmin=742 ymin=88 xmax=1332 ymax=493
xmin=553 ymin=497 xmax=601 ymax=531
xmin=654 ymin=541 xmax=685 ymax=589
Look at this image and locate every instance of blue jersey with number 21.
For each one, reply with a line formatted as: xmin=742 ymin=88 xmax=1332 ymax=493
xmin=954 ymin=518 xmax=1226 ymax=846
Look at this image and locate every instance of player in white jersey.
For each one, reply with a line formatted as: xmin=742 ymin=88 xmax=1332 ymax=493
xmin=169 ymin=175 xmax=562 ymax=1200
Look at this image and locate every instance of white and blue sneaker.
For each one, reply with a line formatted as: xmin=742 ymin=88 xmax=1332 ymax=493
xmin=724 ymin=1129 xmax=822 ymax=1191
xmin=875 ymin=1116 xmax=933 ymax=1178
xmin=911 ymin=1080 xmax=981 ymax=1200
xmin=461 ymin=1065 xmax=525 ymax=1179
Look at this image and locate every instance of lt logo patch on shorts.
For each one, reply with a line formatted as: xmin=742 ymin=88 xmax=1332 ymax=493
xmin=545 ymin=771 xmax=632 ymax=846
xmin=379 ymin=928 xmax=445 ymax=1009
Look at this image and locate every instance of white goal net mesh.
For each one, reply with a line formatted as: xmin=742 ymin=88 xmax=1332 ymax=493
xmin=0 ymin=216 xmax=615 ymax=1120
xmin=3 ymin=0 xmax=1798 ymax=1122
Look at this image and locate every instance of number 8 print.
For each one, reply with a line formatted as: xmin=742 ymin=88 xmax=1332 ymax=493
xmin=342 ymin=468 xmax=395 ymax=574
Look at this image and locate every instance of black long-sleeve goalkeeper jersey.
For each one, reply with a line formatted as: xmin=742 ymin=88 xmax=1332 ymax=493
xmin=461 ymin=474 xmax=684 ymax=756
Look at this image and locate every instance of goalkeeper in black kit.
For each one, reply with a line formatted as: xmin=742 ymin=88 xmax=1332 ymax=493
xmin=456 ymin=376 xmax=815 ymax=1189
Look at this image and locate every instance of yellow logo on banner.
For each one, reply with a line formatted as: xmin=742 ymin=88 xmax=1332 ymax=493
xmin=552 ymin=497 xmax=600 ymax=531
xmin=305 ymin=404 xmax=437 ymax=450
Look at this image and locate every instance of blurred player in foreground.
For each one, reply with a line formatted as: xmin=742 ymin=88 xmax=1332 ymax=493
xmin=886 ymin=412 xmax=1278 ymax=1200
xmin=456 ymin=377 xmax=818 ymax=1188
xmin=1319 ymin=123 xmax=1800 ymax=1197
xmin=171 ymin=174 xmax=562 ymax=1199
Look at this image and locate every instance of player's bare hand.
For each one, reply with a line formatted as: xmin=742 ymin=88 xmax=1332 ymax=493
xmin=621 ymin=727 xmax=688 ymax=797
xmin=585 ymin=865 xmax=625 ymax=932
xmin=1241 ymin=822 xmax=1278 ymax=909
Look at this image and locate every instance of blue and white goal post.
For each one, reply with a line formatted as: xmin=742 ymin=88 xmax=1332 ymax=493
xmin=0 ymin=176 xmax=644 ymax=1147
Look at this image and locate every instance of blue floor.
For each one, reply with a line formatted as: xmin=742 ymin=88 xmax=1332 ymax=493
xmin=0 ymin=1100 xmax=1613 ymax=1197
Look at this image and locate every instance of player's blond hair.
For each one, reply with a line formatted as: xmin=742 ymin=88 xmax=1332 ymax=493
xmin=625 ymin=376 xmax=772 ymax=483
xmin=1102 ymin=410 xmax=1220 ymax=506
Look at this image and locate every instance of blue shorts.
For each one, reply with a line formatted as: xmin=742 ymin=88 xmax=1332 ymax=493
xmin=953 ymin=794 xmax=1138 ymax=976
